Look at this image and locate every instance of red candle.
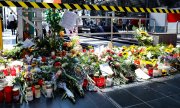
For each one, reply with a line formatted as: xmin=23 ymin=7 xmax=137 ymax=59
xmin=4 ymin=86 xmax=13 ymax=103
xmin=148 ymin=68 xmax=153 ymax=77
xmin=93 ymin=76 xmax=105 ymax=88
xmin=82 ymin=79 xmax=88 ymax=88
xmin=0 ymin=87 xmax=4 ymax=103
xmin=31 ymin=85 xmax=35 ymax=96
xmin=13 ymin=88 xmax=20 ymax=103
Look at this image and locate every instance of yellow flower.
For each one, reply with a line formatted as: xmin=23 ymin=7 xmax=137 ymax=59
xmin=168 ymin=44 xmax=174 ymax=48
xmin=165 ymin=48 xmax=173 ymax=53
xmin=140 ymin=31 xmax=148 ymax=36
xmin=67 ymin=42 xmax=73 ymax=47
xmin=145 ymin=61 xmax=153 ymax=66
xmin=122 ymin=52 xmax=129 ymax=58
xmin=59 ymin=31 xmax=64 ymax=38
xmin=151 ymin=59 xmax=157 ymax=66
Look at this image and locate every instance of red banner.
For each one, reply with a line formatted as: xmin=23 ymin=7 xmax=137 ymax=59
xmin=167 ymin=13 xmax=180 ymax=22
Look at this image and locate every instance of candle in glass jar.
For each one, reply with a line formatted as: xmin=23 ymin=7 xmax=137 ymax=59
xmin=0 ymin=87 xmax=4 ymax=103
xmin=46 ymin=84 xmax=52 ymax=98
xmin=4 ymin=86 xmax=13 ymax=103
xmin=13 ymin=87 xmax=20 ymax=102
xmin=35 ymin=85 xmax=41 ymax=98
xmin=26 ymin=87 xmax=33 ymax=101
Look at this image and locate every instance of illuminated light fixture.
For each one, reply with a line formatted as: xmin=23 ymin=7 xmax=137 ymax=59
xmin=43 ymin=0 xmax=61 ymax=3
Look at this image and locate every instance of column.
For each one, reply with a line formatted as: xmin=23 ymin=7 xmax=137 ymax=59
xmin=35 ymin=0 xmax=42 ymax=38
xmin=17 ymin=7 xmax=23 ymax=40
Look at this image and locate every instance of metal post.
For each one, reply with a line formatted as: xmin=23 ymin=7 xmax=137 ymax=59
xmin=35 ymin=0 xmax=42 ymax=38
xmin=0 ymin=17 xmax=3 ymax=50
xmin=17 ymin=7 xmax=23 ymax=40
xmin=177 ymin=21 xmax=179 ymax=34
xmin=111 ymin=17 xmax=113 ymax=42
xmin=139 ymin=19 xmax=141 ymax=28
xmin=153 ymin=19 xmax=156 ymax=33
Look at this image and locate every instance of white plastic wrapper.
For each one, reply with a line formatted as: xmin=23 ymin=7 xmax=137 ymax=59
xmin=58 ymin=82 xmax=74 ymax=98
xmin=135 ymin=68 xmax=150 ymax=80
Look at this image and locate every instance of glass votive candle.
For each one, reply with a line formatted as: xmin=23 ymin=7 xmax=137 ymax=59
xmin=35 ymin=85 xmax=41 ymax=98
xmin=0 ymin=87 xmax=4 ymax=103
xmin=4 ymin=86 xmax=13 ymax=103
xmin=46 ymin=84 xmax=53 ymax=98
xmin=26 ymin=87 xmax=33 ymax=101
xmin=13 ymin=87 xmax=20 ymax=102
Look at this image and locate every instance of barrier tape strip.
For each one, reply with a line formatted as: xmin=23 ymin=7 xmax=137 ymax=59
xmin=0 ymin=1 xmax=179 ymax=14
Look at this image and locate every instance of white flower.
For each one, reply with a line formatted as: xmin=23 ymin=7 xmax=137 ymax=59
xmin=147 ymin=52 xmax=152 ymax=59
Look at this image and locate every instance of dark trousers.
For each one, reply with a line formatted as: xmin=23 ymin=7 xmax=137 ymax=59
xmin=10 ymin=21 xmax=15 ymax=35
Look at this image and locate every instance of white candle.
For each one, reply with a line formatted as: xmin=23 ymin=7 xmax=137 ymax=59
xmin=26 ymin=87 xmax=33 ymax=101
xmin=35 ymin=85 xmax=41 ymax=98
xmin=46 ymin=84 xmax=52 ymax=98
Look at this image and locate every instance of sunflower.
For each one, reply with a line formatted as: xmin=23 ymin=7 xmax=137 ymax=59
xmin=168 ymin=44 xmax=174 ymax=49
xmin=122 ymin=52 xmax=129 ymax=58
xmin=140 ymin=31 xmax=148 ymax=36
xmin=165 ymin=48 xmax=173 ymax=53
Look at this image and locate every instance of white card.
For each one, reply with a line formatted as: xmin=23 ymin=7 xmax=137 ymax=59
xmin=100 ymin=63 xmax=114 ymax=76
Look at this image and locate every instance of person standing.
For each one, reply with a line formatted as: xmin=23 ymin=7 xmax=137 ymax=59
xmin=122 ymin=18 xmax=128 ymax=31
xmin=8 ymin=12 xmax=16 ymax=35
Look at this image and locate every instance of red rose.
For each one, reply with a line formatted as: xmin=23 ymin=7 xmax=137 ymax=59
xmin=54 ymin=62 xmax=61 ymax=67
xmin=118 ymin=53 xmax=122 ymax=57
xmin=111 ymin=51 xmax=115 ymax=55
xmin=62 ymin=50 xmax=66 ymax=57
xmin=83 ymin=49 xmax=86 ymax=53
xmin=106 ymin=49 xmax=111 ymax=53
xmin=38 ymin=79 xmax=44 ymax=86
xmin=52 ymin=55 xmax=56 ymax=59
xmin=108 ymin=56 xmax=113 ymax=61
xmin=41 ymin=57 xmax=46 ymax=62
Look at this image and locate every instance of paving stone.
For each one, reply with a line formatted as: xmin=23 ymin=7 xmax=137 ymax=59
xmin=147 ymin=97 xmax=180 ymax=108
xmin=126 ymin=86 xmax=164 ymax=101
xmin=146 ymin=82 xmax=180 ymax=96
xmin=126 ymin=103 xmax=151 ymax=108
xmin=106 ymin=89 xmax=143 ymax=107
xmin=170 ymin=94 xmax=180 ymax=103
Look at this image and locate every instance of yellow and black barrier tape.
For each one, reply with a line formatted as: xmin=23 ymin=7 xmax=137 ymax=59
xmin=0 ymin=1 xmax=179 ymax=14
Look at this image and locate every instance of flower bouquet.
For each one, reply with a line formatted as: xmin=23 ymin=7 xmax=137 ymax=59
xmin=134 ymin=27 xmax=153 ymax=46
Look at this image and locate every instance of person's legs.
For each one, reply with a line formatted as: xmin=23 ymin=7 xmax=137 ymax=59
xmin=13 ymin=29 xmax=15 ymax=35
xmin=11 ymin=29 xmax=13 ymax=35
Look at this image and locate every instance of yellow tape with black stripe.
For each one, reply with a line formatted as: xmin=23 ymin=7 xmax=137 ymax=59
xmin=0 ymin=1 xmax=179 ymax=14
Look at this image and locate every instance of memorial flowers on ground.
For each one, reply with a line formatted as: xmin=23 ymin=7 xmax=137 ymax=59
xmin=0 ymin=27 xmax=180 ymax=104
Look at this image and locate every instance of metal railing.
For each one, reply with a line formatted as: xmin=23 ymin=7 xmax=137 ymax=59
xmin=73 ymin=16 xmax=156 ymax=42
xmin=177 ymin=21 xmax=180 ymax=34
